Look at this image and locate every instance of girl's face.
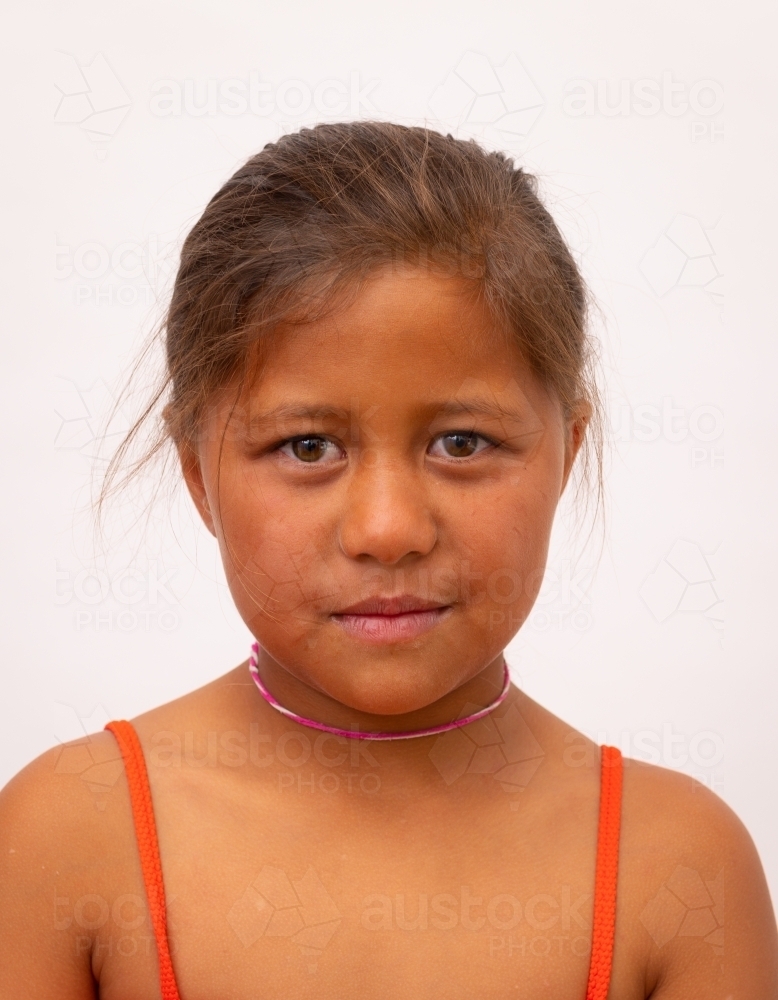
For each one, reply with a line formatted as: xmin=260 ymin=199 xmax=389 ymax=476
xmin=184 ymin=267 xmax=586 ymax=719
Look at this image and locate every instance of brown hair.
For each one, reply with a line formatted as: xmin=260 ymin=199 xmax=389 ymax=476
xmin=103 ymin=121 xmax=603 ymax=519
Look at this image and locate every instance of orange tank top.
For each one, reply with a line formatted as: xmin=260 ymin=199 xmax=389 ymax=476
xmin=105 ymin=720 xmax=623 ymax=1000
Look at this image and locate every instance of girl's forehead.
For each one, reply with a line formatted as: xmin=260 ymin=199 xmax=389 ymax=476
xmin=222 ymin=270 xmax=558 ymax=427
xmin=255 ymin=269 xmax=525 ymax=378
xmin=244 ymin=355 xmax=547 ymax=428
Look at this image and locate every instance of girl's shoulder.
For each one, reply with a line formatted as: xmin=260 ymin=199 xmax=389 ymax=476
xmin=610 ymin=757 xmax=778 ymax=995
xmin=2 ymin=692 xmax=777 ymax=998
xmin=0 ymin=666 xmax=262 ymax=943
xmin=513 ymin=697 xmax=778 ymax=994
xmin=0 ymin=728 xmax=134 ymax=866
xmin=0 ymin=729 xmax=143 ymax=994
xmin=0 ymin=671 xmax=228 ymax=854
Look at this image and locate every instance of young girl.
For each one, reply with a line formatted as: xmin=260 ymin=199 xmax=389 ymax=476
xmin=2 ymin=122 xmax=776 ymax=999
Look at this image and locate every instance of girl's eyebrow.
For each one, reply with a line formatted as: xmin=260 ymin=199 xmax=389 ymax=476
xmin=427 ymin=399 xmax=532 ymax=421
xmin=245 ymin=404 xmax=348 ymax=430
xmin=245 ymin=399 xmax=533 ymax=429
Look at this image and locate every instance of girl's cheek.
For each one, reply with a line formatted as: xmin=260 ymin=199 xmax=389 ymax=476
xmin=481 ymin=510 xmax=552 ymax=603
xmin=219 ymin=507 xmax=341 ymax=617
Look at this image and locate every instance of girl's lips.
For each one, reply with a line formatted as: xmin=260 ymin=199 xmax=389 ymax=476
xmin=331 ymin=607 xmax=452 ymax=644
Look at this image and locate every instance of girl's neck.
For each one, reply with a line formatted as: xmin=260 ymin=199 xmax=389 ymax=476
xmin=247 ymin=643 xmax=512 ymax=744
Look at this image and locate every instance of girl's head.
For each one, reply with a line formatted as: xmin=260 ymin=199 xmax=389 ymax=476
xmin=115 ymin=122 xmax=602 ymax=718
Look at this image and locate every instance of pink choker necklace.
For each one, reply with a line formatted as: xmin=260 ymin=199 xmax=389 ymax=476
xmin=248 ymin=642 xmax=511 ymax=741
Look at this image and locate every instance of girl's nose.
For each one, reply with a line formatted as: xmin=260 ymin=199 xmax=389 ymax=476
xmin=337 ymin=458 xmax=438 ymax=566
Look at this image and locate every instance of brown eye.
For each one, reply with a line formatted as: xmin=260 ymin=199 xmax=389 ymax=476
xmin=444 ymin=433 xmax=477 ymax=457
xmin=291 ymin=437 xmax=328 ymax=462
xmin=431 ymin=432 xmax=489 ymax=459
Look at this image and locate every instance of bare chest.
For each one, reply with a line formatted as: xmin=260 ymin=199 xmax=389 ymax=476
xmin=92 ymin=773 xmax=616 ymax=1000
xmin=96 ymin=858 xmax=597 ymax=999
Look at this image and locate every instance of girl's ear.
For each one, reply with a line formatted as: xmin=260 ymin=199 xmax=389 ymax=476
xmin=177 ymin=439 xmax=217 ymax=537
xmin=560 ymin=400 xmax=591 ymax=496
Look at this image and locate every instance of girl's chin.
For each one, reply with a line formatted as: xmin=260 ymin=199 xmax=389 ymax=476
xmin=310 ymin=659 xmax=465 ymax=720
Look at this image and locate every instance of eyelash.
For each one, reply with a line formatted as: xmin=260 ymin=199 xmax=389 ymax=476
xmin=275 ymin=431 xmax=497 ymax=464
xmin=427 ymin=431 xmax=496 ymax=460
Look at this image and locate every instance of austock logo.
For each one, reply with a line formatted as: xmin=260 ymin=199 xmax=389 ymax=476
xmin=54 ymin=53 xmax=131 ymax=158
xmin=562 ymin=73 xmax=723 ymax=123
xmin=56 ymin=559 xmax=182 ymax=634
xmin=53 ymin=376 xmax=130 ymax=461
xmin=149 ymin=72 xmax=379 ymax=120
xmin=227 ymin=865 xmax=341 ymax=973
xmin=640 ymin=866 xmax=724 ymax=955
xmin=640 ymin=540 xmax=723 ymax=637
xmin=55 ymin=236 xmax=174 ymax=308
xmin=428 ymin=701 xmax=544 ymax=808
xmin=429 ymin=51 xmax=544 ymax=143
xmin=52 ymin=704 xmax=123 ymax=810
xmin=639 ymin=215 xmax=722 ymax=305
xmin=361 ymin=883 xmax=591 ymax=940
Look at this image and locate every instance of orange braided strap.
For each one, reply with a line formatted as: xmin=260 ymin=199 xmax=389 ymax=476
xmin=105 ymin=720 xmax=182 ymax=1000
xmin=584 ymin=745 xmax=623 ymax=1000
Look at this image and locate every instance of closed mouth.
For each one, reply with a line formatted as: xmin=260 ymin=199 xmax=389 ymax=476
xmin=331 ymin=595 xmax=451 ymax=617
xmin=330 ymin=597 xmax=453 ymax=644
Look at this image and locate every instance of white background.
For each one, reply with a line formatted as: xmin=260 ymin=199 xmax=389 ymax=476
xmin=2 ymin=1 xmax=776 ymax=911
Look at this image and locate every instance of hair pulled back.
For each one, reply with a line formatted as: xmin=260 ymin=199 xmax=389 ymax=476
xmin=106 ymin=121 xmax=602 ymax=512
